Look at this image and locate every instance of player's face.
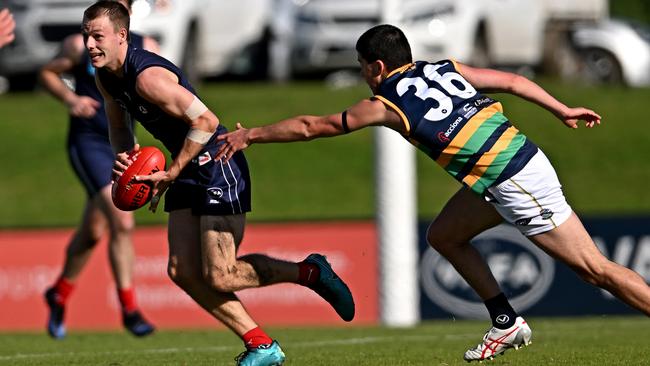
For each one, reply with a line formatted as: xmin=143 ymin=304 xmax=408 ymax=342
xmin=358 ymin=54 xmax=383 ymax=94
xmin=82 ymin=15 xmax=127 ymax=71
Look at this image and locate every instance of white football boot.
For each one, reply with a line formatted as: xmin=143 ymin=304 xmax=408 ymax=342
xmin=463 ymin=316 xmax=532 ymax=362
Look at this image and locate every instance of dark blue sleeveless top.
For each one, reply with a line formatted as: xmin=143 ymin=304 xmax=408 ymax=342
xmin=96 ymin=45 xmax=227 ymax=159
xmin=69 ymin=33 xmax=144 ymax=137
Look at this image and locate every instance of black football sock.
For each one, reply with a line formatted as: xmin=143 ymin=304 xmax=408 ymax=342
xmin=484 ymin=292 xmax=517 ymax=329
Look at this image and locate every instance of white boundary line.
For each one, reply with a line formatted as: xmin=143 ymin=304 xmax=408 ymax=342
xmin=0 ymin=333 xmax=476 ymax=361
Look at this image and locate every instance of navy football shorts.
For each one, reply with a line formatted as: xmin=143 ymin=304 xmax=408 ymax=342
xmin=67 ymin=132 xmax=114 ymax=197
xmin=164 ymin=146 xmax=251 ymax=216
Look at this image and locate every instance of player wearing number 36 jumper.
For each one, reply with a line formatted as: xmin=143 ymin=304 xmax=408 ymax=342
xmin=216 ymin=24 xmax=650 ymax=362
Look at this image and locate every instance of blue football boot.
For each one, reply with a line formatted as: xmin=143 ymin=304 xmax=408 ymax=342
xmin=304 ymin=253 xmax=355 ymax=321
xmin=235 ymin=340 xmax=285 ymax=366
xmin=44 ymin=287 xmax=66 ymax=339
xmin=122 ymin=310 xmax=155 ymax=337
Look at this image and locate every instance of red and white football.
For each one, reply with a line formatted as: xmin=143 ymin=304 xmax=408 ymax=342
xmin=111 ymin=146 xmax=166 ymax=211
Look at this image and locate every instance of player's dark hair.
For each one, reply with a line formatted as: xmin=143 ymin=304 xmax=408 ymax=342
xmin=84 ymin=1 xmax=130 ymax=34
xmin=103 ymin=0 xmax=133 ymax=12
xmin=356 ymin=24 xmax=412 ymax=71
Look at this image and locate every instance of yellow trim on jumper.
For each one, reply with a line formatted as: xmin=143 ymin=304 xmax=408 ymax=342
xmin=386 ymin=63 xmax=415 ymax=79
xmin=450 ymin=59 xmax=462 ymax=76
xmin=373 ymin=95 xmax=411 ymax=134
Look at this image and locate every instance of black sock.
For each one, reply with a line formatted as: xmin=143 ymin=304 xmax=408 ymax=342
xmin=484 ymin=293 xmax=517 ymax=329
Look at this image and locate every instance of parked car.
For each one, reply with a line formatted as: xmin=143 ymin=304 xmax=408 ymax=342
xmin=271 ymin=0 xmax=606 ymax=79
xmin=572 ymin=18 xmax=650 ymax=87
xmin=0 ymin=0 xmax=271 ymax=89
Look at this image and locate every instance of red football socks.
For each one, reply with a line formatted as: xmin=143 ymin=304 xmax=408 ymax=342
xmin=118 ymin=288 xmax=138 ymax=313
xmin=297 ymin=262 xmax=320 ymax=286
xmin=52 ymin=277 xmax=75 ymax=305
xmin=242 ymin=326 xmax=273 ymax=349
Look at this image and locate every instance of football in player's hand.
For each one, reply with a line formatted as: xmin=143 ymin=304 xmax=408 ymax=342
xmin=112 ymin=146 xmax=166 ymax=211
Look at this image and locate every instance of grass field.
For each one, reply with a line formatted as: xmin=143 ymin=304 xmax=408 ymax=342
xmin=1 ymin=80 xmax=649 ymax=227
xmin=0 ymin=316 xmax=648 ymax=365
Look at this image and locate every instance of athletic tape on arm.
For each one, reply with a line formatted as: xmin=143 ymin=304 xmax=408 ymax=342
xmin=184 ymin=96 xmax=212 ymax=144
xmin=184 ymin=96 xmax=208 ymax=121
xmin=186 ymin=128 xmax=213 ymax=144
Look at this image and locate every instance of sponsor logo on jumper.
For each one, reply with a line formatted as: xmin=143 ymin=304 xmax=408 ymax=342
xmin=198 ymin=151 xmax=212 ymax=166
xmin=462 ymin=103 xmax=478 ymax=119
xmin=438 ymin=116 xmax=463 ymax=143
xmin=474 ymin=96 xmax=493 ymax=107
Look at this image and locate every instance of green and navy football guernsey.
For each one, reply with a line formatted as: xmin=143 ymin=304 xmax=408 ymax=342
xmin=375 ymin=60 xmax=538 ymax=195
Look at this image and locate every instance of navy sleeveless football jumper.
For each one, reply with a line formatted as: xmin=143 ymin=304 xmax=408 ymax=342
xmin=97 ymin=45 xmax=251 ymax=215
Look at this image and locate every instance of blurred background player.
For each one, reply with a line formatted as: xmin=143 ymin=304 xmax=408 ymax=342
xmin=84 ymin=2 xmax=354 ymax=364
xmin=215 ymin=24 xmax=650 ymax=362
xmin=39 ymin=0 xmax=159 ymax=339
xmin=0 ymin=8 xmax=15 ymax=49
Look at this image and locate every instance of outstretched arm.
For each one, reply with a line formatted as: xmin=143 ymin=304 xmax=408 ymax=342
xmin=458 ymin=62 xmax=601 ymax=129
xmin=215 ymin=98 xmax=404 ymax=161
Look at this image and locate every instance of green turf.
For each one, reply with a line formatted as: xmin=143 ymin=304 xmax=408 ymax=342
xmin=1 ymin=80 xmax=649 ymax=228
xmin=0 ymin=316 xmax=648 ymax=365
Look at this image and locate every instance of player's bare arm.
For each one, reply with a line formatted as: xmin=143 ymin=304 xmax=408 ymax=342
xmin=96 ymin=75 xmax=136 ymax=177
xmin=40 ymin=35 xmax=101 ymax=118
xmin=134 ymin=66 xmax=218 ymax=210
xmin=215 ymin=98 xmax=401 ymax=161
xmin=458 ymin=62 xmax=601 ymax=129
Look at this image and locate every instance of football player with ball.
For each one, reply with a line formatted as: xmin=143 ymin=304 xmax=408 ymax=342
xmin=84 ymin=2 xmax=354 ymax=365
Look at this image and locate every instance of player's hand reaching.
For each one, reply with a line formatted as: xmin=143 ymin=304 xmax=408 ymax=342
xmin=135 ymin=170 xmax=175 ymax=213
xmin=112 ymin=144 xmax=140 ymax=182
xmin=215 ymin=123 xmax=251 ymax=162
xmin=559 ymin=107 xmax=601 ymax=129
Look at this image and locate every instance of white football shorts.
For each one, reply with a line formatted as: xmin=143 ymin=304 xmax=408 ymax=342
xmin=485 ymin=149 xmax=573 ymax=236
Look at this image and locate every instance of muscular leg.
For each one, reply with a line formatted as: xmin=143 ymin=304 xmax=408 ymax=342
xmin=94 ymin=185 xmax=135 ymax=289
xmin=60 ymin=198 xmax=107 ymax=280
xmin=529 ymin=212 xmax=650 ymax=315
xmin=167 ymin=209 xmax=261 ymax=336
xmin=200 ymin=214 xmax=298 ymax=291
xmin=426 ymin=187 xmax=504 ymax=300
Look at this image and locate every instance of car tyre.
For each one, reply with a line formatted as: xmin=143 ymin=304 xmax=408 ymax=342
xmin=580 ymin=47 xmax=623 ymax=84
